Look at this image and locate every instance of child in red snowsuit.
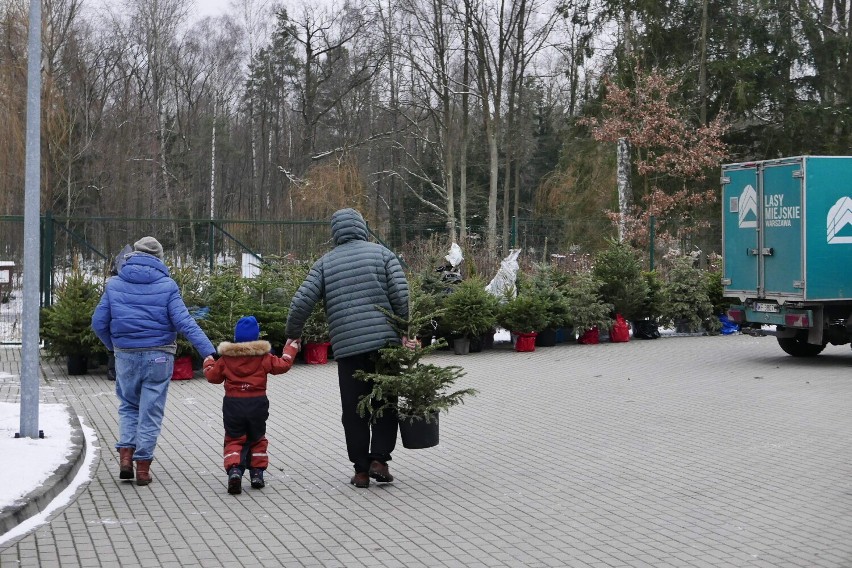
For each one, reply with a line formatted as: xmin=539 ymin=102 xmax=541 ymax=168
xmin=203 ymin=316 xmax=300 ymax=494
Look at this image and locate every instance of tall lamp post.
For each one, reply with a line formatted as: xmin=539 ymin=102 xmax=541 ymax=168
xmin=20 ymin=0 xmax=42 ymax=439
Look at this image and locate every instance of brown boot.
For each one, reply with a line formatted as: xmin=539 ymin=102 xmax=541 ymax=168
xmin=350 ymin=472 xmax=370 ymax=488
xmin=135 ymin=460 xmax=152 ymax=486
xmin=368 ymin=460 xmax=394 ymax=483
xmin=118 ymin=448 xmax=134 ymax=480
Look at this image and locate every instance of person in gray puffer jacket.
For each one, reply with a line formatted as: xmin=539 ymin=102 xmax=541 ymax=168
xmin=285 ymin=208 xmax=411 ymax=488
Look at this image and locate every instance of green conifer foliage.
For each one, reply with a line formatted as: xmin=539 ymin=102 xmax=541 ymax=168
xmin=355 ymin=304 xmax=477 ymax=423
xmin=41 ymin=273 xmax=103 ymax=359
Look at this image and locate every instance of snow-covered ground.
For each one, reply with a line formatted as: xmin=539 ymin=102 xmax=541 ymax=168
xmin=0 ymin=374 xmax=98 ymax=546
xmin=0 ymin=400 xmax=74 ymax=510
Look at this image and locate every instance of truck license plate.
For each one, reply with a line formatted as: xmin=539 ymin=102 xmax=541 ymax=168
xmin=754 ymin=302 xmax=779 ymax=313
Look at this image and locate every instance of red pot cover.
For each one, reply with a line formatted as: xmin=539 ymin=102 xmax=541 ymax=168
xmin=577 ymin=327 xmax=600 ymax=345
xmin=171 ymin=355 xmax=194 ymax=380
xmin=610 ymin=314 xmax=630 ymax=343
xmin=514 ymin=332 xmax=537 ymax=352
xmin=304 ymin=342 xmax=330 ymax=364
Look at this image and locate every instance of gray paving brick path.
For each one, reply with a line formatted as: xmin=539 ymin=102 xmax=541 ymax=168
xmin=1 ymin=334 xmax=851 ymax=567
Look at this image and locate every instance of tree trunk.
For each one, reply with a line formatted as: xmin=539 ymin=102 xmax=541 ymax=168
xmin=698 ymin=0 xmax=709 ymax=125
xmin=617 ymin=137 xmax=632 ymax=243
xmin=210 ymin=97 xmax=217 ymax=220
xmin=459 ymin=1 xmax=471 ymax=243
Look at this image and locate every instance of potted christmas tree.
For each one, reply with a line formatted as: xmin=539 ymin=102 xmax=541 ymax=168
xmin=497 ymin=292 xmax=549 ymax=352
xmin=41 ymin=273 xmax=104 ymax=375
xmin=356 ymin=304 xmax=477 ymax=449
xmin=171 ymin=264 xmax=208 ymax=379
xmin=659 ymin=255 xmax=719 ymax=334
xmin=524 ymin=265 xmax=571 ymax=347
xmin=592 ymin=240 xmax=649 ymax=321
xmin=301 ymin=301 xmax=331 ymax=364
xmin=439 ymin=277 xmax=499 ymax=355
xmin=564 ymin=271 xmax=613 ymax=345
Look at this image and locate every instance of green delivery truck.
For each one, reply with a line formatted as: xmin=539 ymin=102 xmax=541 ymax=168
xmin=722 ymin=156 xmax=852 ymax=356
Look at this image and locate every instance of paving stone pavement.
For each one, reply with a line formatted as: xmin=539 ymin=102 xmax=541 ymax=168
xmin=0 ymin=334 xmax=851 ymax=568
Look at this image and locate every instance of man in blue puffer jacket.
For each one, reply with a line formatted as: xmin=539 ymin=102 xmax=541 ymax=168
xmin=285 ymin=208 xmax=411 ymax=488
xmin=92 ymin=236 xmax=216 ymax=487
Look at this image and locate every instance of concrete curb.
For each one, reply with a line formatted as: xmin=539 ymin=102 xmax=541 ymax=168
xmin=0 ymin=405 xmax=86 ymax=536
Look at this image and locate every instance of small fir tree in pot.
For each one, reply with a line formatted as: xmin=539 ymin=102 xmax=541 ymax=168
xmin=171 ymin=264 xmax=209 ymax=376
xmin=524 ymin=264 xmax=572 ymax=347
xmin=406 ymin=274 xmax=442 ymax=345
xmin=439 ymin=277 xmax=499 ymax=354
xmin=563 ymin=271 xmax=613 ymax=344
xmin=659 ymin=255 xmax=717 ymax=334
xmin=702 ymin=266 xmax=736 ymax=335
xmin=301 ymin=301 xmax=329 ymax=343
xmin=497 ymin=292 xmax=548 ymax=334
xmin=497 ymin=291 xmax=549 ymax=351
xmin=592 ymin=240 xmax=649 ymax=322
xmin=301 ymin=301 xmax=331 ymax=363
xmin=356 ymin=304 xmax=477 ymax=448
xmin=42 ymin=273 xmax=104 ymax=375
xmin=633 ymin=270 xmax=665 ymax=339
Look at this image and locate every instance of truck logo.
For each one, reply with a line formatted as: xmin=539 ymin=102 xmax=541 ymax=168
xmin=827 ymin=196 xmax=852 ymax=244
xmin=738 ymin=185 xmax=758 ymax=228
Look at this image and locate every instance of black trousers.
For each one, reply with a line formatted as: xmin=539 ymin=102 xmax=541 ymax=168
xmin=222 ymin=396 xmax=270 ymax=471
xmin=336 ymin=352 xmax=398 ymax=473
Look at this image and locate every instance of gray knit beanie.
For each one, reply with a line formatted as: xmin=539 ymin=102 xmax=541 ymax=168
xmin=133 ymin=236 xmax=164 ymax=259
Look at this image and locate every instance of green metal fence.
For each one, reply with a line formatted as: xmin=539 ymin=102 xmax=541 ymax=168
xmin=0 ymin=213 xmax=723 ymax=344
xmin=511 ymin=216 xmax=723 ymax=269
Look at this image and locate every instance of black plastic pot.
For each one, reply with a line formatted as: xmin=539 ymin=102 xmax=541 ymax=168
xmin=482 ymin=331 xmax=495 ymax=350
xmin=67 ymin=354 xmax=88 ymax=376
xmin=535 ymin=327 xmax=558 ymax=347
xmin=399 ymin=413 xmax=439 ymax=449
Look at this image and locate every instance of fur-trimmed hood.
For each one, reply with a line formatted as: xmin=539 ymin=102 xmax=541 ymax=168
xmin=216 ymin=340 xmax=272 ymax=357
xmin=204 ymin=340 xmax=297 ymax=395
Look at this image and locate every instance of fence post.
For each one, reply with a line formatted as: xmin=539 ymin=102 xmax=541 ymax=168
xmin=41 ymin=211 xmax=53 ymax=307
xmin=649 ymin=215 xmax=656 ymax=270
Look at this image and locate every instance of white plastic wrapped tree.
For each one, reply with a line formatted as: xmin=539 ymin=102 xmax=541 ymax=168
xmin=486 ymin=249 xmax=521 ymax=299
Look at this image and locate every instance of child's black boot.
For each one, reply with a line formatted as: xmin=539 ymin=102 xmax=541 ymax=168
xmin=227 ymin=466 xmax=243 ymax=495
xmin=250 ymin=468 xmax=265 ymax=489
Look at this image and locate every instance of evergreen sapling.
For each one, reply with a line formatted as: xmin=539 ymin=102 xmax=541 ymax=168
xmin=355 ymin=305 xmax=477 ymax=423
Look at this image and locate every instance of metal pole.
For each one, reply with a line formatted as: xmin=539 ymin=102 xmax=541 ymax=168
xmin=20 ymin=0 xmax=42 ymax=439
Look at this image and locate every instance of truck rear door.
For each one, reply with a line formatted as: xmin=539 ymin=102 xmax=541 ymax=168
xmin=722 ymin=164 xmax=759 ymax=299
xmin=722 ymin=158 xmax=804 ymax=302
xmin=760 ymin=160 xmax=804 ymax=299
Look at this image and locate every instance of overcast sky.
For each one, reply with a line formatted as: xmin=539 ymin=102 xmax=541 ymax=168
xmin=86 ymin=0 xmax=237 ymax=24
xmin=191 ymin=0 xmax=232 ymax=20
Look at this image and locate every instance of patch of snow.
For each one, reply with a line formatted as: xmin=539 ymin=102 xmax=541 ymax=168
xmin=0 ymin=397 xmax=97 ymax=546
xmin=0 ymin=401 xmax=73 ymax=512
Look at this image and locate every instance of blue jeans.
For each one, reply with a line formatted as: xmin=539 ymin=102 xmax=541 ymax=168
xmin=114 ymin=350 xmax=174 ymax=461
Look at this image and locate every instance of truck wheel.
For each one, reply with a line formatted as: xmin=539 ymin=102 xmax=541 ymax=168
xmin=777 ymin=335 xmax=826 ymax=357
